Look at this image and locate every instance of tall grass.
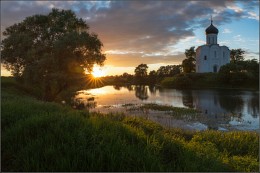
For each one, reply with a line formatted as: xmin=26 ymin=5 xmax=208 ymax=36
xmin=1 ymin=77 xmax=259 ymax=172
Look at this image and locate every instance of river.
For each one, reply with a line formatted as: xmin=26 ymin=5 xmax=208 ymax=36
xmin=73 ymin=85 xmax=259 ymax=131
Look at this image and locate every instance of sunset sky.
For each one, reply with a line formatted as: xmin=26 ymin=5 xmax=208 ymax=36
xmin=1 ymin=1 xmax=259 ymax=76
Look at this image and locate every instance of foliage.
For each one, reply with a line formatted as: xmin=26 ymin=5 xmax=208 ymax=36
xmin=156 ymin=65 xmax=181 ymax=80
xmin=1 ymin=9 xmax=106 ymax=101
xmin=160 ymin=65 xmax=259 ymax=89
xmin=230 ymin=49 xmax=245 ymax=63
xmin=161 ymin=74 xmax=192 ymax=88
xmin=101 ymin=74 xmax=134 ymax=86
xmin=102 ymin=64 xmax=181 ymax=86
xmin=1 ymin=79 xmax=259 ymax=172
xmin=182 ymin=46 xmax=196 ymax=73
xmin=122 ymin=72 xmax=134 ymax=82
xmin=148 ymin=70 xmax=157 ymax=84
xmin=218 ymin=59 xmax=259 ymax=87
xmin=134 ymin=63 xmax=148 ymax=84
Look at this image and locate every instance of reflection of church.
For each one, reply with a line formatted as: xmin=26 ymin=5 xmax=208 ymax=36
xmin=196 ymin=18 xmax=230 ymax=73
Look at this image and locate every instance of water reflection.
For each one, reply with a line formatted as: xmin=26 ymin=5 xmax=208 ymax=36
xmin=182 ymin=90 xmax=194 ymax=108
xmin=72 ymin=91 xmax=97 ymax=110
xmin=148 ymin=85 xmax=156 ymax=95
xmin=135 ymin=85 xmax=149 ymax=100
xmin=72 ymin=85 xmax=259 ymax=131
xmin=113 ymin=85 xmax=122 ymax=90
xmin=126 ymin=85 xmax=134 ymax=91
xmin=218 ymin=91 xmax=244 ymax=113
xmin=72 ymin=97 xmax=97 ymax=110
xmin=249 ymin=96 xmax=259 ymax=118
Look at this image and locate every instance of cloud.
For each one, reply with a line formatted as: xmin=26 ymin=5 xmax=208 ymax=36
xmin=1 ymin=0 xmax=258 ymax=71
xmin=233 ymin=35 xmax=244 ymax=42
xmin=243 ymin=49 xmax=259 ymax=60
xmin=247 ymin=11 xmax=259 ymax=21
xmin=222 ymin=28 xmax=232 ymax=34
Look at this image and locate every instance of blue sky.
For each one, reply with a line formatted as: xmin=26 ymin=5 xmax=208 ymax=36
xmin=1 ymin=1 xmax=259 ymax=76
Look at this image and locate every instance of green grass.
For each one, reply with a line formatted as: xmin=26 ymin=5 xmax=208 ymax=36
xmin=141 ymin=103 xmax=199 ymax=116
xmin=1 ymin=77 xmax=259 ymax=172
xmin=122 ymin=103 xmax=199 ymax=118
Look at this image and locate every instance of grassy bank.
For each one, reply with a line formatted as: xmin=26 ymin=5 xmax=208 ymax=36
xmin=160 ymin=73 xmax=259 ymax=90
xmin=1 ymin=77 xmax=259 ymax=172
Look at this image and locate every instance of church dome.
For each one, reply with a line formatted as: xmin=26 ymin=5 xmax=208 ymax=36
xmin=205 ymin=20 xmax=218 ymax=34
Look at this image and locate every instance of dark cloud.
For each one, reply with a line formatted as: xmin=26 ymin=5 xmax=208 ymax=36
xmin=1 ymin=1 xmax=258 ymax=68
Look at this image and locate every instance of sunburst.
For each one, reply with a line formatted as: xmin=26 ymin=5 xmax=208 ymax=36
xmin=92 ymin=66 xmax=106 ymax=78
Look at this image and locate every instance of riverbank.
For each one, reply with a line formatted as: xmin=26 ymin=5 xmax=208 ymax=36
xmin=160 ymin=73 xmax=259 ymax=90
xmin=1 ymin=77 xmax=259 ymax=172
xmin=100 ymin=72 xmax=259 ymax=91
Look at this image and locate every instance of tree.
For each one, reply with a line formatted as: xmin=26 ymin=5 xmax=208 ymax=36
xmin=134 ymin=63 xmax=148 ymax=84
xmin=182 ymin=46 xmax=196 ymax=73
xmin=148 ymin=70 xmax=157 ymax=84
xmin=157 ymin=65 xmax=181 ymax=77
xmin=121 ymin=72 xmax=133 ymax=83
xmin=1 ymin=9 xmax=106 ymax=101
xmin=218 ymin=59 xmax=259 ymax=86
xmin=230 ymin=49 xmax=245 ymax=63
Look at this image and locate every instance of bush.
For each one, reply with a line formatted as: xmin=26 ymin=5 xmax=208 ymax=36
xmin=161 ymin=74 xmax=192 ymax=88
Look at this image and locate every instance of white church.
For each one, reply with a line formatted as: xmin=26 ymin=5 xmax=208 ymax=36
xmin=196 ymin=19 xmax=230 ymax=73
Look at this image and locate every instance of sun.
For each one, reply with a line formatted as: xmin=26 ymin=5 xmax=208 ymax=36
xmin=92 ymin=66 xmax=106 ymax=78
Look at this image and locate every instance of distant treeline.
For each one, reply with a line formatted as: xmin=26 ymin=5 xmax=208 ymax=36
xmin=101 ymin=59 xmax=259 ymax=90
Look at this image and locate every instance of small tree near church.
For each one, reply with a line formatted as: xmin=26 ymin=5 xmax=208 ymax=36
xmin=182 ymin=46 xmax=196 ymax=73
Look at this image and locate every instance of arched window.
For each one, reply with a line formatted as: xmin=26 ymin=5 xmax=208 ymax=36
xmin=204 ymin=56 xmax=207 ymax=60
xmin=214 ymin=51 xmax=217 ymax=58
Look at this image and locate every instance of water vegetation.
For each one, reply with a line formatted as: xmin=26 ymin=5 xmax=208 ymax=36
xmin=1 ymin=77 xmax=259 ymax=172
xmin=141 ymin=103 xmax=199 ymax=114
xmin=121 ymin=103 xmax=200 ymax=119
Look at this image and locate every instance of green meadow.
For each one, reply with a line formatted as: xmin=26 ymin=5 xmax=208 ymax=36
xmin=1 ymin=77 xmax=259 ymax=172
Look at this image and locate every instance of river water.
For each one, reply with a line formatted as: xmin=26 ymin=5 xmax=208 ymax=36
xmin=73 ymin=85 xmax=259 ymax=131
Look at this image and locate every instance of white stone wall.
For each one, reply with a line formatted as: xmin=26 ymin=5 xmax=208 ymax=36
xmin=206 ymin=34 xmax=218 ymax=45
xmin=196 ymin=45 xmax=230 ymax=73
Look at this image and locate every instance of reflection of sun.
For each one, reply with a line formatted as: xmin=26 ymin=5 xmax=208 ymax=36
xmin=92 ymin=66 xmax=106 ymax=78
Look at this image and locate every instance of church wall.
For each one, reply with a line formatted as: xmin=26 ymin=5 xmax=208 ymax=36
xmin=196 ymin=45 xmax=211 ymax=72
xmin=196 ymin=45 xmax=230 ymax=73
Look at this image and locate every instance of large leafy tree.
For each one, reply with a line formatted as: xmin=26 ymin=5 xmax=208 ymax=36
xmin=182 ymin=46 xmax=196 ymax=73
xmin=1 ymin=9 xmax=106 ymax=101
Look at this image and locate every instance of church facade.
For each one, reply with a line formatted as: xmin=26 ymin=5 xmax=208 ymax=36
xmin=196 ymin=19 xmax=230 ymax=73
